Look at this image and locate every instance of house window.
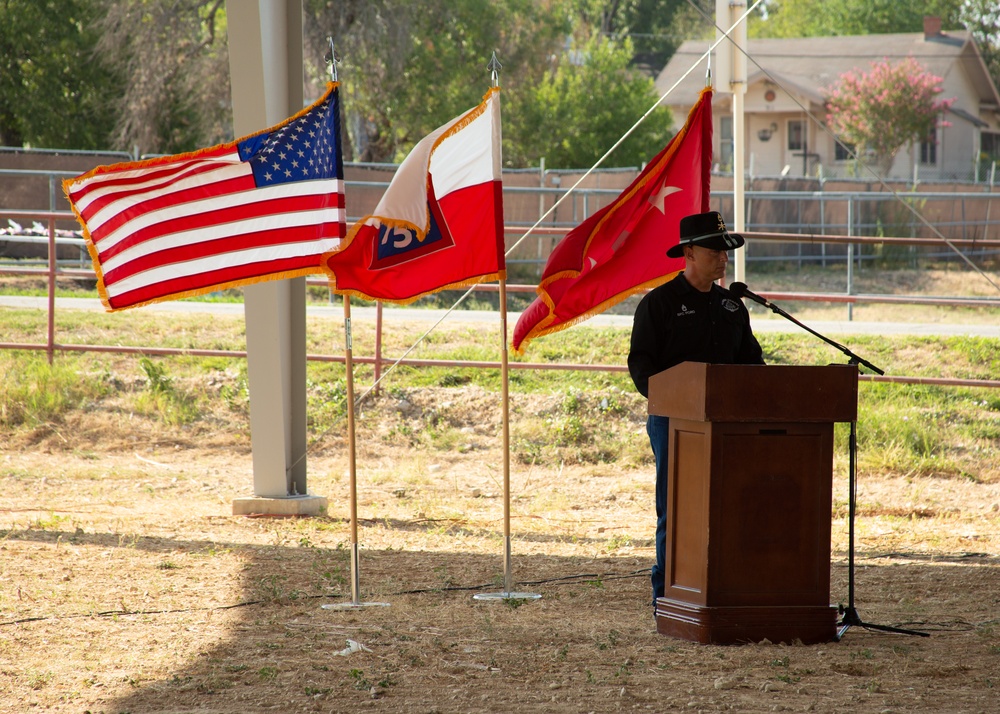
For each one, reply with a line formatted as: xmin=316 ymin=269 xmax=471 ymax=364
xmin=719 ymin=116 xmax=733 ymax=169
xmin=920 ymin=127 xmax=937 ymax=165
xmin=834 ymin=139 xmax=855 ymax=161
xmin=982 ymin=132 xmax=1000 ymax=162
xmin=788 ymin=120 xmax=806 ymax=152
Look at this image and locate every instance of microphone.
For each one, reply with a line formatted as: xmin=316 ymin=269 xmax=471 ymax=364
xmin=728 ymin=282 xmax=773 ymax=309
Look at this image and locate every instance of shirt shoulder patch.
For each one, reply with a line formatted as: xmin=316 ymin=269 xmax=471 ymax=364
xmin=721 ymin=298 xmax=740 ymax=312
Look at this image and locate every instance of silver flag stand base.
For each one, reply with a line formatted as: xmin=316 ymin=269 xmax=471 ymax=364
xmin=473 ymin=591 xmax=542 ymax=601
xmin=473 ymin=537 xmax=541 ymax=602
xmin=321 ymin=601 xmax=391 ymax=610
xmin=320 ymin=542 xmax=390 ymax=610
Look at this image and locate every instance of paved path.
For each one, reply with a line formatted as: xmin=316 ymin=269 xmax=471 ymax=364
xmin=3 ymin=295 xmax=999 ymax=338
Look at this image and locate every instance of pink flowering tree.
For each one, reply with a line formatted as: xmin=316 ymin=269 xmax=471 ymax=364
xmin=824 ymin=57 xmax=955 ymax=175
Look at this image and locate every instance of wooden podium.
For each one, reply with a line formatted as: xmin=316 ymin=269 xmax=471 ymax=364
xmin=648 ymin=362 xmax=858 ymax=645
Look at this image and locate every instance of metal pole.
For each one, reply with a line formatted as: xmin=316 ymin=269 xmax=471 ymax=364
xmin=473 ymin=277 xmax=540 ymax=602
xmin=344 ymin=295 xmax=360 ymax=605
xmin=846 ymin=197 xmax=854 ymax=322
xmin=820 ymin=186 xmax=827 ymax=268
xmin=46 ymin=217 xmax=56 ymax=365
xmin=500 ymin=278 xmax=512 ymax=593
xmin=729 ymin=0 xmax=748 ymax=285
xmin=322 ymin=295 xmax=389 ymax=610
xmin=537 ymin=158 xmax=546 ymax=270
xmin=984 ymin=162 xmax=996 ymax=246
xmin=797 ymin=196 xmax=803 ymax=269
xmin=373 ymin=301 xmax=383 ymax=396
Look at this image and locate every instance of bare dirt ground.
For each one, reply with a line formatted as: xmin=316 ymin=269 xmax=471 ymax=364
xmin=2 ymin=379 xmax=1000 ymax=714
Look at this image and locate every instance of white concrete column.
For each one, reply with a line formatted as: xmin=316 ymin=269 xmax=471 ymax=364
xmin=717 ymin=0 xmax=749 ymax=284
xmin=226 ymin=0 xmax=325 ymax=516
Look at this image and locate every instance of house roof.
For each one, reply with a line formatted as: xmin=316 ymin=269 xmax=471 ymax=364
xmin=948 ymin=106 xmax=989 ymax=128
xmin=656 ymin=29 xmax=1000 ymax=113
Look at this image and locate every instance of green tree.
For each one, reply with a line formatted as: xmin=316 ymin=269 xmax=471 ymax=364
xmin=824 ymin=57 xmax=954 ymax=175
xmin=958 ymin=0 xmax=1000 ymax=92
xmin=3 ymin=0 xmax=683 ymax=168
xmin=304 ymin=0 xmax=568 ymax=163
xmin=306 ymin=0 xmax=674 ymax=169
xmin=95 ymin=0 xmax=230 ymax=154
xmin=0 ymin=0 xmax=121 ymax=148
xmin=752 ymin=0 xmax=967 ymax=37
xmin=507 ymin=35 xmax=673 ymax=169
xmin=389 ymin=0 xmax=570 ymax=162
xmin=569 ymin=0 xmax=711 ymax=69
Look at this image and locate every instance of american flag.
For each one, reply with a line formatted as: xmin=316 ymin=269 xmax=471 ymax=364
xmin=64 ymin=82 xmax=346 ymax=312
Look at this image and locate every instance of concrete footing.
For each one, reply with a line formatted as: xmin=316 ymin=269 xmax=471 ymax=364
xmin=232 ymin=495 xmax=328 ymax=517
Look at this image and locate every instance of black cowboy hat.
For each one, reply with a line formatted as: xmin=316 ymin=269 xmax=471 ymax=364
xmin=666 ymin=210 xmax=745 ymax=258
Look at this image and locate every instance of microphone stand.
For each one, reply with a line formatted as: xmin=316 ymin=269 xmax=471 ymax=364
xmin=748 ymin=295 xmax=929 ymax=640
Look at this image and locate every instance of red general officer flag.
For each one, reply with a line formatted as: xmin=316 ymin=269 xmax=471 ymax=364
xmin=322 ymin=88 xmax=505 ymax=303
xmin=64 ymin=83 xmax=346 ymax=312
xmin=512 ymin=87 xmax=713 ymax=354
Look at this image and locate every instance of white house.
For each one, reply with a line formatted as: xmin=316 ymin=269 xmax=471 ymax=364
xmin=655 ymin=17 xmax=1000 ymax=181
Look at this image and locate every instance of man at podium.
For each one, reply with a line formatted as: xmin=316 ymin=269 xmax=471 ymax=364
xmin=627 ymin=211 xmax=764 ymax=608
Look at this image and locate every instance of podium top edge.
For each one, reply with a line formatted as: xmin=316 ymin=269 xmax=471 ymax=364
xmin=648 ymin=362 xmax=858 ymax=422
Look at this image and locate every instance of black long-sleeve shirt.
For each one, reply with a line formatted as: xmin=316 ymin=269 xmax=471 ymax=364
xmin=628 ymin=273 xmax=764 ymax=397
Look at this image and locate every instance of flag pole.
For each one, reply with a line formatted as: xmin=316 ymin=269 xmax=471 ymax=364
xmin=475 ymin=52 xmax=540 ymax=603
xmin=322 ymin=294 xmax=389 ymax=611
xmin=500 ymin=279 xmax=514 ymax=591
xmin=345 ymin=294 xmax=360 ymax=604
xmin=322 ymin=38 xmax=386 ymax=611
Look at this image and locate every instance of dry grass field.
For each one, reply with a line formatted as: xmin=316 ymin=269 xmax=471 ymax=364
xmin=2 ymin=398 xmax=999 ymax=714
xmin=2 ymin=265 xmax=1000 ymax=713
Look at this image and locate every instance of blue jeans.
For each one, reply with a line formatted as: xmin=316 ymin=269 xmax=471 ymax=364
xmin=647 ymin=414 xmax=670 ymax=604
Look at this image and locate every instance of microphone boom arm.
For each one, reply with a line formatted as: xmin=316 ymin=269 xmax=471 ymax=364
xmin=739 ymin=286 xmax=884 ymax=375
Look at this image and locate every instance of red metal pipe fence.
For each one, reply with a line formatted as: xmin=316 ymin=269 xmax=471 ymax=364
xmin=1 ymin=208 xmax=998 ymax=390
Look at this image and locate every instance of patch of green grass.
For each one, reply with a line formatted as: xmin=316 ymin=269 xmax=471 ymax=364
xmin=251 ymin=574 xmax=301 ymax=604
xmin=0 ymin=283 xmax=99 ymax=300
xmin=593 ymin=629 xmax=621 ymax=651
xmin=257 ymin=666 xmax=278 ymax=681
xmin=139 ymin=356 xmax=173 ymax=393
xmin=308 ymin=542 xmax=349 ymax=593
xmin=422 ymin=425 xmax=466 ymax=451
xmin=1 ymin=307 xmax=997 ymax=479
xmin=348 ymin=668 xmax=372 ymax=690
xmin=32 ymin=513 xmax=70 ymax=530
xmin=604 ymin=533 xmax=633 ymax=553
xmin=134 ymin=358 xmax=200 ymax=426
xmin=854 ymin=381 xmax=1000 ymax=477
xmin=0 ymin=353 xmax=111 ymax=427
xmin=305 ymin=375 xmax=348 ymax=432
xmin=27 ymin=670 xmax=53 ymax=690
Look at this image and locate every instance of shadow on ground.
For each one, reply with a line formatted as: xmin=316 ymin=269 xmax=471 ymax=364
xmin=4 ymin=524 xmax=998 ymax=713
